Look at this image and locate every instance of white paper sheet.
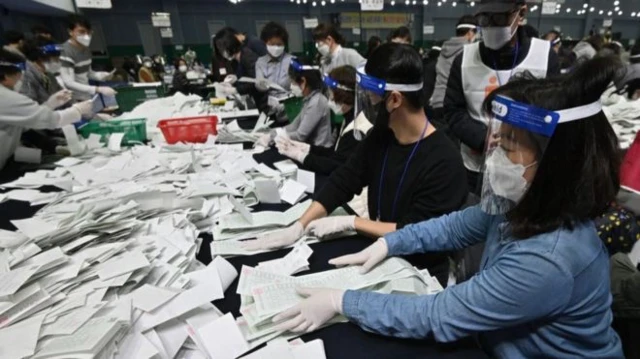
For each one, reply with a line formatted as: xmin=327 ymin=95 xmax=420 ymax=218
xmin=108 ymin=133 xmax=126 ymax=152
xmin=279 ymin=180 xmax=306 ymax=205
xmin=131 ymin=284 xmax=180 ymax=312
xmin=198 ymin=313 xmax=249 ymax=359
xmin=255 ymin=180 xmax=281 ymax=204
xmin=296 ymin=169 xmax=315 ymax=194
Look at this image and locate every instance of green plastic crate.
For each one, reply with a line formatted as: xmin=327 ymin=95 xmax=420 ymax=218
xmin=77 ymin=119 xmax=147 ymax=145
xmin=115 ymin=85 xmax=165 ymax=112
xmin=283 ymin=97 xmax=344 ymax=125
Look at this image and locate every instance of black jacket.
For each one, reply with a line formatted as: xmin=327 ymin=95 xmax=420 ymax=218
xmin=443 ymin=28 xmax=560 ymax=153
xmin=302 ymin=110 xmax=363 ymax=175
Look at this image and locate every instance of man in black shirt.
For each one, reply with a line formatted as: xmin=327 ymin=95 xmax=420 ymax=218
xmin=245 ymin=43 xmax=468 ymax=284
xmin=444 ymin=0 xmax=560 ymax=194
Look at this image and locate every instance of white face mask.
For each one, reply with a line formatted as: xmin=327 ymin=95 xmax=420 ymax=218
xmin=481 ymin=15 xmax=518 ymax=50
xmin=179 ymin=65 xmax=188 ymax=73
xmin=290 ymin=83 xmax=304 ymax=97
xmin=44 ymin=61 xmax=61 ymax=74
xmin=267 ymin=45 xmax=285 ymax=58
xmin=328 ymin=100 xmax=343 ymax=115
xmin=13 ymin=78 xmax=23 ymax=92
xmin=76 ymin=34 xmax=92 ymax=47
xmin=316 ymin=43 xmax=331 ymax=57
xmin=486 ymin=147 xmax=536 ymax=203
xmin=223 ymin=51 xmax=236 ymax=61
xmin=144 ymin=61 xmax=153 ymax=68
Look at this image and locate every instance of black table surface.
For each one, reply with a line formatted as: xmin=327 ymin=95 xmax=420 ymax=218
xmin=0 ymin=147 xmax=488 ymax=359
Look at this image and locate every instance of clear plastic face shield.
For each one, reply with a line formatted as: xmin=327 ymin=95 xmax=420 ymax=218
xmin=354 ymin=64 xmax=423 ymax=140
xmin=289 ymin=59 xmax=321 ymax=97
xmin=480 ymin=95 xmax=603 ymax=214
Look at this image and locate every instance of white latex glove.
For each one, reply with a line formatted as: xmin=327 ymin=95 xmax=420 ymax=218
xmin=217 ymin=82 xmax=238 ymax=97
xmin=277 ymin=143 xmax=307 ymax=163
xmin=290 ymin=140 xmax=311 ymax=154
xmin=96 ymin=86 xmax=117 ymax=96
xmin=255 ymin=133 xmax=273 ymax=148
xmin=242 ymin=221 xmax=304 ymax=251
xmin=255 ymin=78 xmax=270 ymax=92
xmin=305 ymin=216 xmax=356 ymax=239
xmin=273 ymin=288 xmax=344 ymax=333
xmin=268 ymin=96 xmax=280 ymax=109
xmin=329 ymin=238 xmax=389 ymax=274
xmin=224 ymin=74 xmax=238 ymax=84
xmin=44 ymin=90 xmax=72 ymax=109
xmin=72 ymin=100 xmax=94 ymax=118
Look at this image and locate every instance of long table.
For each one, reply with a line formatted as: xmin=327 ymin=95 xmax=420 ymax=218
xmin=0 ymin=148 xmax=488 ymax=359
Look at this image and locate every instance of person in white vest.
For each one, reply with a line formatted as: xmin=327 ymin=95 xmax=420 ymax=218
xmin=443 ymin=0 xmax=559 ymax=194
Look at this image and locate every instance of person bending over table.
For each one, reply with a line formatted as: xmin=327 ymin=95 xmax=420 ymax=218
xmin=255 ymin=58 xmax=334 ymax=148
xmin=0 ymin=52 xmax=93 ymax=170
xmin=272 ymin=57 xmax=625 ymax=359
xmin=276 ymin=65 xmax=373 ymax=175
xmin=245 ymin=43 xmax=468 ymax=285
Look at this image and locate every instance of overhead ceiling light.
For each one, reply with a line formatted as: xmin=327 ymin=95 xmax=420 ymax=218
xmin=615 ymin=6 xmax=619 ymax=11
xmin=614 ymin=0 xmax=619 ymax=5
xmin=452 ymin=1 xmax=457 ymax=6
xmin=391 ymin=0 xmax=395 ymax=5
xmin=556 ymin=3 xmax=560 ymax=8
xmin=633 ymin=12 xmax=637 ymax=17
xmin=618 ymin=11 xmax=623 ymax=15
xmin=583 ymin=4 xmax=588 ymax=8
xmin=437 ymin=1 xmax=442 ymax=6
xmin=566 ymin=8 xmax=571 ymax=13
xmin=413 ymin=0 xmax=417 ymax=4
xmin=608 ymin=11 xmax=613 ymax=15
xmin=312 ymin=1 xmax=316 ymax=6
xmin=470 ymin=1 xmax=475 ymax=6
xmin=599 ymin=10 xmax=604 ymax=14
xmin=424 ymin=0 xmax=428 ymax=5
xmin=321 ymin=0 xmax=325 ymax=5
xmin=590 ymin=7 xmax=595 ymax=12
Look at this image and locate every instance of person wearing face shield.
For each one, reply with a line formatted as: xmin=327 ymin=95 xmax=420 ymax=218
xmin=443 ymin=0 xmax=560 ymax=195
xmin=430 ymin=15 xmax=477 ymax=134
xmin=247 ymin=44 xmax=467 ymax=286
xmin=255 ymin=58 xmax=333 ymax=148
xmin=255 ymin=22 xmax=293 ymax=115
xmin=19 ymin=39 xmax=66 ymax=106
xmin=270 ymin=57 xmax=624 ymax=359
xmin=276 ymin=65 xmax=372 ymax=175
xmin=60 ymin=15 xmax=116 ymax=101
xmin=0 ymin=51 xmax=94 ymax=171
xmin=138 ymin=56 xmax=160 ymax=83
xmin=312 ymin=23 xmax=365 ymax=74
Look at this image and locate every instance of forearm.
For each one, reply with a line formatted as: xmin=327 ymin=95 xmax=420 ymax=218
xmin=298 ymin=201 xmax=328 ymax=227
xmin=60 ymin=68 xmax=96 ymax=95
xmin=384 ymin=206 xmax=489 ymax=256
xmin=354 ymin=218 xmax=396 ymax=239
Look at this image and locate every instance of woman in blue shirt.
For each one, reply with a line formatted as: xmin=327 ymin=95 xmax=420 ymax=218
xmin=273 ymin=56 xmax=625 ymax=358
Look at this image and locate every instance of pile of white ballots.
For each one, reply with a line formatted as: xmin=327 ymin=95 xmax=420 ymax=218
xmin=234 ymin=257 xmax=444 ymax=348
xmin=0 ymin=139 xmax=329 ymax=358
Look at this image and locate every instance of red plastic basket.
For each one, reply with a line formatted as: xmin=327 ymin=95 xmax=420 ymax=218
xmin=157 ymin=116 xmax=219 ymax=144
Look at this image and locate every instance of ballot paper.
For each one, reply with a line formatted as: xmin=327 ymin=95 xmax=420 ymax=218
xmin=273 ymin=160 xmax=298 ymax=176
xmin=279 ymin=179 xmax=307 ymax=205
xmin=108 ymin=133 xmax=126 ymax=152
xmin=296 ymin=169 xmax=315 ymax=194
xmin=255 ymin=179 xmax=281 ymax=204
xmin=198 ymin=313 xmax=249 ymax=359
xmin=257 ymin=242 xmax=313 ymax=276
xmin=131 ymin=284 xmax=179 ymax=312
xmin=0 ymin=312 xmax=46 ymax=358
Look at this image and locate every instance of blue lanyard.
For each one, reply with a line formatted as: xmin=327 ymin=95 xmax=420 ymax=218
xmin=492 ymin=40 xmax=519 ymax=86
xmin=377 ymin=120 xmax=429 ymax=221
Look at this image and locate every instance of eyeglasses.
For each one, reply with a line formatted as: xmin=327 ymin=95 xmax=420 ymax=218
xmin=475 ymin=10 xmax=518 ymax=27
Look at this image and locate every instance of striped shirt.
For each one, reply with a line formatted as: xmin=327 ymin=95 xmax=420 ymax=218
xmin=60 ymin=40 xmax=94 ymax=100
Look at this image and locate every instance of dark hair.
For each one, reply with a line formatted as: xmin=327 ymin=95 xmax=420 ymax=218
xmin=521 ymin=24 xmax=539 ymax=38
xmin=366 ymin=36 xmax=382 ymax=58
xmin=365 ymin=43 xmax=424 ymax=110
xmin=260 ymin=22 xmax=288 ymax=45
xmin=288 ymin=57 xmax=324 ymax=92
xmin=174 ymin=58 xmax=187 ymax=69
xmin=328 ymin=65 xmax=356 ymax=105
xmin=603 ymin=42 xmax=622 ymax=56
xmin=312 ymin=23 xmax=345 ymax=45
xmin=67 ymin=15 xmax=92 ymax=31
xmin=0 ymin=49 xmax=24 ymax=80
xmin=3 ymin=30 xmax=24 ymax=45
xmin=22 ymin=38 xmax=59 ymax=62
xmin=31 ymin=25 xmax=52 ymax=37
xmin=481 ymin=56 xmax=622 ymax=239
xmin=388 ymin=26 xmax=412 ymax=44
xmin=214 ymin=28 xmax=242 ymax=58
xmin=631 ymin=41 xmax=640 ymax=64
xmin=456 ymin=15 xmax=477 ymax=37
xmin=544 ymin=30 xmax=561 ymax=41
xmin=586 ymin=34 xmax=604 ymax=52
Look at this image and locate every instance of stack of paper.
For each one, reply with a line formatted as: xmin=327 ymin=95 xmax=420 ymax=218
xmin=234 ymin=258 xmax=443 ymax=346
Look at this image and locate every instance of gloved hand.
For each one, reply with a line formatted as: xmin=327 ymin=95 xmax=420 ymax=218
xmin=255 ymin=133 xmax=273 ymax=148
xmin=224 ymin=74 xmax=238 ymax=84
xmin=73 ymin=100 xmax=94 ymax=118
xmin=305 ymin=216 xmax=356 ymax=239
xmin=290 ymin=139 xmax=311 ymax=154
xmin=273 ymin=287 xmax=344 ymax=333
xmin=216 ymin=82 xmax=238 ymax=97
xmin=96 ymin=86 xmax=117 ymax=97
xmin=242 ymin=221 xmax=304 ymax=251
xmin=44 ymin=90 xmax=72 ymax=109
xmin=277 ymin=143 xmax=308 ymax=163
xmin=329 ymin=238 xmax=389 ymax=273
xmin=268 ymin=96 xmax=281 ymax=109
xmin=255 ymin=78 xmax=270 ymax=92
